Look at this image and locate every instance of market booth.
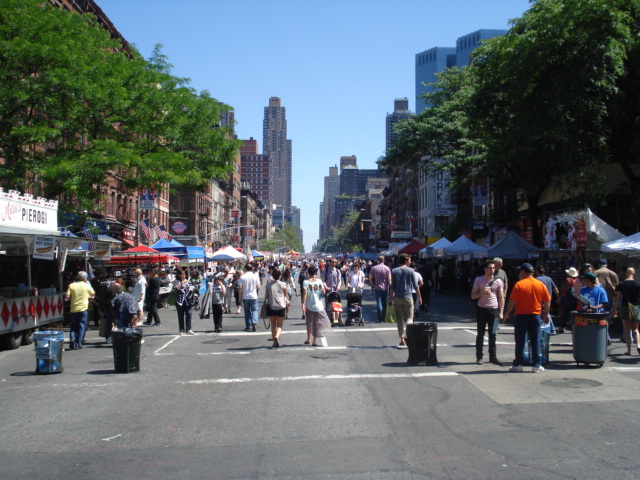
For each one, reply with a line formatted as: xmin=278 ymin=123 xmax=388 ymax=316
xmin=0 ymin=189 xmax=67 ymax=349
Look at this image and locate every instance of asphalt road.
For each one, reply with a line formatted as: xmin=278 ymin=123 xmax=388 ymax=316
xmin=1 ymin=287 xmax=640 ymax=480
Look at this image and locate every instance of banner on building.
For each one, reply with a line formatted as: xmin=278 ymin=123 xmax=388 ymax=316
xmin=140 ymin=189 xmax=155 ymax=210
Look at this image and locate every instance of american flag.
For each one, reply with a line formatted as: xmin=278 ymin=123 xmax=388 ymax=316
xmin=153 ymin=223 xmax=168 ymax=240
xmin=80 ymin=229 xmax=96 ymax=250
xmin=139 ymin=218 xmax=150 ymax=239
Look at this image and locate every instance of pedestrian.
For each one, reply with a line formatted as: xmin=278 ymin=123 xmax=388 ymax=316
xmin=65 ymin=271 xmax=95 ymax=350
xmin=503 ymin=263 xmax=551 ymax=373
xmin=222 ymin=268 xmax=234 ymax=314
xmin=470 ymin=259 xmax=505 ymax=366
xmin=297 ymin=262 xmax=310 ymax=319
xmin=173 ymin=270 xmax=195 ymax=335
xmin=388 ymin=254 xmax=421 ymax=346
xmin=233 ymin=270 xmax=243 ymax=314
xmin=238 ymin=264 xmax=261 ymax=332
xmin=558 ymin=267 xmax=579 ymax=333
xmin=595 ymin=258 xmax=620 ymax=335
xmin=209 ymin=275 xmax=226 ymax=333
xmin=97 ymin=268 xmax=118 ymax=344
xmin=264 ymin=269 xmax=289 ymax=347
xmin=535 ymin=265 xmax=560 ymax=329
xmin=613 ymin=267 xmax=640 ymax=355
xmin=113 ymin=284 xmax=139 ymax=329
xmin=369 ymin=256 xmax=392 ymax=323
xmin=322 ymin=258 xmax=342 ymax=324
xmin=133 ymin=268 xmax=147 ymax=322
xmin=417 ymin=260 xmax=432 ymax=311
xmin=347 ymin=262 xmax=366 ymax=293
xmin=578 ymin=272 xmax=608 ymax=313
xmin=143 ymin=268 xmax=162 ymax=327
xmin=493 ymin=257 xmax=509 ymax=296
xmin=301 ymin=265 xmax=332 ymax=346
xmin=281 ymin=268 xmax=297 ymax=318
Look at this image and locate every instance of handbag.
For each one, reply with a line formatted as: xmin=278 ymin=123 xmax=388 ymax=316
xmin=620 ymin=282 xmax=640 ymax=321
xmin=166 ymin=289 xmax=177 ymax=306
xmin=260 ymin=301 xmax=268 ymax=319
xmin=385 ymin=303 xmax=397 ymax=323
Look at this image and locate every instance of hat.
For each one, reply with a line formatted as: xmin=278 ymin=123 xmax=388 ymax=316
xmin=598 ymin=258 xmax=608 ymax=265
xmin=565 ymin=267 xmax=579 ymax=278
xmin=584 ymin=272 xmax=597 ymax=283
xmin=517 ymin=263 xmax=534 ymax=274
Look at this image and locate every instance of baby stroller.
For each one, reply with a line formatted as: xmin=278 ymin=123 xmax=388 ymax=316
xmin=345 ymin=290 xmax=364 ymax=326
xmin=326 ymin=290 xmax=343 ymax=326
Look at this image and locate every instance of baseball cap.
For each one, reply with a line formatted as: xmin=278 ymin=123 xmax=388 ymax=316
xmin=517 ymin=263 xmax=534 ymax=273
xmin=584 ymin=272 xmax=597 ymax=283
xmin=598 ymin=259 xmax=608 ymax=265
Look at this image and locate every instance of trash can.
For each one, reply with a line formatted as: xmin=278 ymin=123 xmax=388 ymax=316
xmin=33 ymin=331 xmax=65 ymax=374
xmin=572 ymin=311 xmax=608 ymax=367
xmin=406 ymin=322 xmax=438 ymax=366
xmin=111 ymin=327 xmax=143 ymax=373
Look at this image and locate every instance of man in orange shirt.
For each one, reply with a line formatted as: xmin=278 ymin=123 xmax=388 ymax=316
xmin=503 ymin=263 xmax=551 ymax=373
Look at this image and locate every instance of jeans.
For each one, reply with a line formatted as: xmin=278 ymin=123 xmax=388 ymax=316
xmin=476 ymin=306 xmax=498 ymax=360
xmin=514 ymin=314 xmax=542 ymax=368
xmin=176 ymin=302 xmax=192 ymax=332
xmin=146 ymin=298 xmax=161 ymax=324
xmin=375 ymin=289 xmax=388 ymax=322
xmin=243 ymin=298 xmax=259 ymax=329
xmin=116 ymin=311 xmax=134 ymax=329
xmin=69 ymin=310 xmax=89 ymax=347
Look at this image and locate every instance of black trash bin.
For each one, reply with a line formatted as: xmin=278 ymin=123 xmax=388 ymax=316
xmin=33 ymin=331 xmax=65 ymax=374
xmin=111 ymin=327 xmax=143 ymax=373
xmin=406 ymin=322 xmax=438 ymax=366
xmin=571 ymin=311 xmax=608 ymax=367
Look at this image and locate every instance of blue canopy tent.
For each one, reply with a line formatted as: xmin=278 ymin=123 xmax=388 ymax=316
xmin=251 ymin=249 xmax=265 ymax=260
xmin=151 ymin=238 xmax=187 ymax=257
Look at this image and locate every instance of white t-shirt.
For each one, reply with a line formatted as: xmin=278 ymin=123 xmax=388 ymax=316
xmin=238 ymin=271 xmax=260 ymax=300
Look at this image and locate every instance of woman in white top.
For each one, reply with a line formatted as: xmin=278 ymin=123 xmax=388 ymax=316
xmin=347 ymin=263 xmax=366 ymax=293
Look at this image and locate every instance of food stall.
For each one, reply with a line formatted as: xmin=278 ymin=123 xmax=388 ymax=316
xmin=0 ymin=189 xmax=67 ymax=349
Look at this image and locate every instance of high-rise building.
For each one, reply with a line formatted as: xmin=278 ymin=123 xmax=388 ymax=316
xmin=322 ymin=165 xmax=340 ymax=240
xmin=263 ymin=97 xmax=292 ymax=214
xmin=415 ymin=48 xmax=457 ymax=114
xmin=240 ymin=137 xmax=272 ymax=207
xmin=386 ymin=98 xmax=413 ymax=150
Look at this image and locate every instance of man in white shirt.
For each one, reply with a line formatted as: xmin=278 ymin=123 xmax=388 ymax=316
xmin=238 ymin=264 xmax=261 ymax=332
xmin=133 ymin=268 xmax=147 ymax=321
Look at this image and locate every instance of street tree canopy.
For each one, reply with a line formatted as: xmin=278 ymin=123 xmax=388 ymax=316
xmin=381 ymin=0 xmax=640 ymax=235
xmin=0 ymin=0 xmax=240 ymax=211
xmin=259 ymin=226 xmax=304 ymax=254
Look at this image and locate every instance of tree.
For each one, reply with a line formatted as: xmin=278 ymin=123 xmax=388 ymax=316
xmin=259 ymin=226 xmax=303 ymax=254
xmin=0 ymin=0 xmax=240 ymax=211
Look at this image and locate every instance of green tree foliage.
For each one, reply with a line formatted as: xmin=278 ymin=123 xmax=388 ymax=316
xmin=0 ymin=0 xmax=239 ymax=210
xmin=382 ymin=0 xmax=640 ymax=236
xmin=259 ymin=226 xmax=304 ymax=253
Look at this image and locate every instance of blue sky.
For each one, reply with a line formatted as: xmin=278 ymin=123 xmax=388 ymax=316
xmin=99 ymin=0 xmax=532 ymax=251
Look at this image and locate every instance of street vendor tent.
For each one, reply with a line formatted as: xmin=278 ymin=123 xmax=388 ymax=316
xmin=151 ymin=238 xmax=187 ymax=256
xmin=399 ymin=240 xmax=427 ymax=255
xmin=121 ymin=245 xmax=159 ymax=254
xmin=443 ymin=236 xmax=487 ymax=256
xmin=251 ymin=249 xmax=265 ymax=260
xmin=105 ymin=253 xmax=179 ymax=265
xmin=583 ymin=209 xmax=625 ymax=249
xmin=211 ymin=246 xmax=246 ymax=261
xmin=422 ymin=237 xmax=452 ymax=258
xmin=601 ymin=232 xmax=640 ymax=257
xmin=487 ymin=231 xmax=543 ymax=259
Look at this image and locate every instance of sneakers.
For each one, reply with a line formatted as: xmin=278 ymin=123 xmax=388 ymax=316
xmin=151 ymin=323 xmax=162 ymax=327
xmin=142 ymin=322 xmax=152 ymax=326
xmin=178 ymin=331 xmax=185 ymax=336
xmin=509 ymin=365 xmax=523 ymax=372
xmin=490 ymin=357 xmax=503 ymax=366
xmin=532 ymin=365 xmax=545 ymax=373
xmin=252 ymin=324 xmax=256 ymax=332
xmin=475 ymin=358 xmax=483 ymax=365
xmin=186 ymin=330 xmax=195 ymax=335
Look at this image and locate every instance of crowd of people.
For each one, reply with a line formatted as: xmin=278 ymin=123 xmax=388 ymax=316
xmin=62 ymin=253 xmax=640 ymax=371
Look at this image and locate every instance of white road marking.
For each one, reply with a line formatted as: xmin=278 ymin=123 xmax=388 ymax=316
xmin=178 ymin=371 xmax=458 ymax=385
xmin=607 ymin=367 xmax=640 ymax=372
xmin=154 ymin=334 xmax=181 ymax=354
xmin=196 ymin=351 xmax=250 ymax=356
xmin=102 ymin=433 xmax=122 ymax=442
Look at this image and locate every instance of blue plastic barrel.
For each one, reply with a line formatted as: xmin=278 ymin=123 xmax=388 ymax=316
xmin=33 ymin=331 xmax=65 ymax=374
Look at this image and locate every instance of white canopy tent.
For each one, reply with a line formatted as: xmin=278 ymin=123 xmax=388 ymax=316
xmin=443 ymin=236 xmax=487 ymax=257
xmin=601 ymin=232 xmax=640 ymax=258
xmin=421 ymin=237 xmax=452 ymax=258
xmin=211 ymin=246 xmax=246 ymax=261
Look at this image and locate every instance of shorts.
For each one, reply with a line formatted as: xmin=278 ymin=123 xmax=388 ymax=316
xmin=266 ymin=305 xmax=286 ymax=317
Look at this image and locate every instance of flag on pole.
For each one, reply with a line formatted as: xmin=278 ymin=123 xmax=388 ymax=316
xmin=139 ymin=218 xmax=150 ymax=239
xmin=80 ymin=229 xmax=95 ymax=250
xmin=153 ymin=224 xmax=168 ymax=240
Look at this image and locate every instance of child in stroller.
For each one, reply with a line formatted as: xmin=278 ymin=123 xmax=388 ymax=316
xmin=326 ymin=290 xmax=342 ymax=326
xmin=345 ymin=290 xmax=364 ymax=326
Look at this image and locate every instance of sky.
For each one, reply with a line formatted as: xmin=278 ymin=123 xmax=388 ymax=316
xmin=99 ymin=0 xmax=533 ymax=252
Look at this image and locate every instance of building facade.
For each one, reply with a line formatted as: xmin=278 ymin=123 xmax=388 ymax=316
xmin=263 ymin=97 xmax=292 ymax=214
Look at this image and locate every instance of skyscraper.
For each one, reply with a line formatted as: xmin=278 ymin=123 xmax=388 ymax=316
xmin=263 ymin=97 xmax=292 ymax=214
xmin=386 ymin=98 xmax=413 ymax=150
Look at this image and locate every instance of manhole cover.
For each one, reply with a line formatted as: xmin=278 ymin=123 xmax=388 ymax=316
xmin=201 ymin=338 xmax=238 ymax=345
xmin=89 ymin=360 xmax=113 ymax=365
xmin=541 ymin=378 xmax=602 ymax=389
xmin=310 ymin=352 xmax=348 ymax=360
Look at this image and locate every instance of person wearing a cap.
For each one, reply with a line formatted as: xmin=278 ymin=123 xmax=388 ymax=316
xmin=558 ymin=267 xmax=579 ymax=333
xmin=595 ymin=259 xmax=619 ymax=328
xmin=503 ymin=262 xmax=551 ymax=373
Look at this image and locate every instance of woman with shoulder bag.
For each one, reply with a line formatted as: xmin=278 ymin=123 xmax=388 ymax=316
xmin=173 ymin=271 xmax=195 ymax=335
xmin=612 ymin=267 xmax=640 ymax=355
xmin=281 ymin=268 xmax=297 ymax=318
xmin=264 ymin=269 xmax=289 ymax=348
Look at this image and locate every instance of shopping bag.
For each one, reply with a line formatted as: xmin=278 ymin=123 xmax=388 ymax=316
xmin=166 ymin=289 xmax=177 ymax=306
xmin=385 ymin=303 xmax=397 ymax=323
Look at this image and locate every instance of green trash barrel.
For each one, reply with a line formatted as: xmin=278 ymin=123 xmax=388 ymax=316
xmin=572 ymin=311 xmax=608 ymax=366
xmin=111 ymin=327 xmax=143 ymax=373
